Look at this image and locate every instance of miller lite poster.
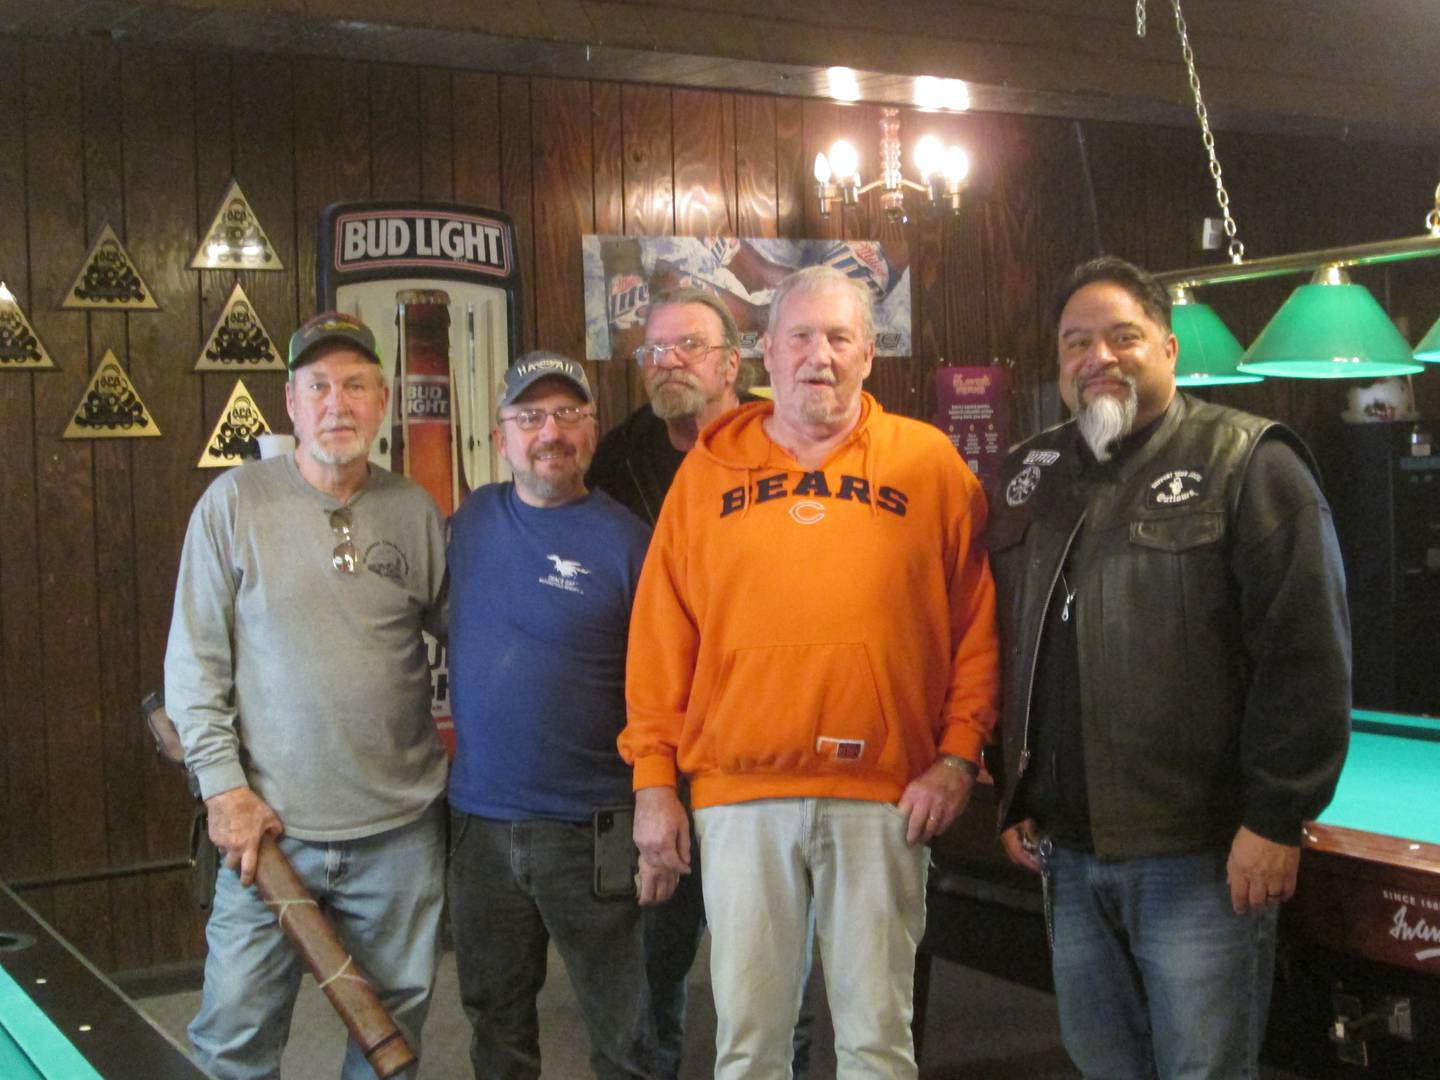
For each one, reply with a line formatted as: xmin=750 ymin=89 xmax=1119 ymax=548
xmin=318 ymin=200 xmax=524 ymax=752
xmin=582 ymin=236 xmax=912 ymax=362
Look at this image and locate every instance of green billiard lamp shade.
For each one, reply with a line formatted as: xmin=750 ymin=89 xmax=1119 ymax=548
xmin=1415 ymin=314 xmax=1440 ymax=363
xmin=1170 ymin=288 xmax=1261 ymax=386
xmin=1238 ymin=266 xmax=1422 ymax=379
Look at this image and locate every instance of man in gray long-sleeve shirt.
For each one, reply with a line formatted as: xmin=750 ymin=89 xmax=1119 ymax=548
xmin=164 ymin=311 xmax=448 ymax=1080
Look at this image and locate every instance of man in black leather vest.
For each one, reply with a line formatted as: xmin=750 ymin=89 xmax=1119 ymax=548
xmin=988 ymin=256 xmax=1350 ymax=1078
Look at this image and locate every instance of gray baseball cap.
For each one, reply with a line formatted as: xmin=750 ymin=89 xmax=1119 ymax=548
xmin=498 ymin=352 xmax=593 ymax=408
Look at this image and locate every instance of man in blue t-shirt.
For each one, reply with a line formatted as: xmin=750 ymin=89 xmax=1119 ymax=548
xmin=447 ymin=352 xmax=666 ymax=1079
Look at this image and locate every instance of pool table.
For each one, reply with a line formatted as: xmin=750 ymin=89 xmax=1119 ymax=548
xmin=0 ymin=881 xmax=211 ymax=1079
xmin=917 ymin=708 xmax=1440 ymax=1076
xmin=1275 ymin=709 xmax=1440 ymax=1071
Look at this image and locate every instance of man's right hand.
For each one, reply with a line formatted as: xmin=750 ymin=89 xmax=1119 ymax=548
xmin=633 ymin=786 xmax=691 ymax=881
xmin=1001 ymin=818 xmax=1042 ymax=874
xmin=206 ymin=787 xmax=283 ymax=887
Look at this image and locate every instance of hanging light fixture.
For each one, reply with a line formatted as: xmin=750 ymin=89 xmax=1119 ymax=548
xmin=1236 ymin=266 xmax=1422 ymax=379
xmin=1410 ymin=184 xmax=1440 ymax=363
xmin=1170 ymin=287 xmax=1260 ymax=385
xmin=1415 ymin=317 xmax=1440 ymax=362
xmin=813 ymin=81 xmax=972 ymax=222
xmin=1144 ymin=5 xmax=1440 ymax=379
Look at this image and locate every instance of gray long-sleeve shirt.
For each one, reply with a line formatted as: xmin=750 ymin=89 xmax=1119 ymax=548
xmin=164 ymin=454 xmax=448 ymax=841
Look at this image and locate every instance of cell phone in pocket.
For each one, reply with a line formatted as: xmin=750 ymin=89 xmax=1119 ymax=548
xmin=592 ymin=805 xmax=638 ymax=900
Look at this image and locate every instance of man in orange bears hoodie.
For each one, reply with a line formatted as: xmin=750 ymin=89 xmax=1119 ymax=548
xmin=619 ymin=264 xmax=1001 ymax=1079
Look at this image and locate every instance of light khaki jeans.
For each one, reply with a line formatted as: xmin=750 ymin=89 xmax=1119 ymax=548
xmin=695 ymin=797 xmax=929 ymax=1080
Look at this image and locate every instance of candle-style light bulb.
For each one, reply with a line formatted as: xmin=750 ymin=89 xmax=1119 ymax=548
xmin=944 ymin=145 xmax=971 ymax=184
xmin=813 ymin=152 xmax=832 ymax=185
xmin=829 ymin=140 xmax=860 ymax=185
xmin=914 ymin=135 xmax=944 ymax=181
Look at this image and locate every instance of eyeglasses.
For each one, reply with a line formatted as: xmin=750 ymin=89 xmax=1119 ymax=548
xmin=497 ymin=405 xmax=594 ymax=432
xmin=632 ymin=338 xmax=725 ymax=368
xmin=330 ymin=506 xmax=359 ymax=574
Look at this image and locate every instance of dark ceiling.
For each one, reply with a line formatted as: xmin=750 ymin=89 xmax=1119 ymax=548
xmin=1 ymin=1 xmax=1438 ymax=147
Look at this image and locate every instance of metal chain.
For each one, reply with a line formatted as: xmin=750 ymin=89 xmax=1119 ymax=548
xmin=1428 ymin=181 xmax=1440 ymax=235
xmin=1137 ymin=0 xmax=1147 ymax=37
xmin=1172 ymin=0 xmax=1243 ymax=262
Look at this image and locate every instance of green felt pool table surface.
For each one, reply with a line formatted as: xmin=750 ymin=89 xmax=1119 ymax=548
xmin=1315 ymin=710 xmax=1440 ymax=847
xmin=0 ymin=882 xmax=211 ymax=1079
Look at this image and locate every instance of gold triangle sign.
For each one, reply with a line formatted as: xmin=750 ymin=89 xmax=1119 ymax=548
xmin=195 ymin=283 xmax=286 ymax=371
xmin=191 ymin=179 xmax=284 ymax=271
xmin=198 ymin=378 xmax=274 ymax=468
xmin=0 ymin=282 xmax=55 ymax=369
xmin=62 ymin=350 xmax=162 ymax=438
xmin=61 ymin=223 xmax=160 ymax=310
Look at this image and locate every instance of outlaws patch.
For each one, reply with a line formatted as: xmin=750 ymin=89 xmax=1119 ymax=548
xmin=1146 ymin=469 xmax=1206 ymax=508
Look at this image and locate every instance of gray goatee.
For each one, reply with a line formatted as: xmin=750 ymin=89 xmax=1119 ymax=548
xmin=1075 ymin=377 xmax=1137 ymax=462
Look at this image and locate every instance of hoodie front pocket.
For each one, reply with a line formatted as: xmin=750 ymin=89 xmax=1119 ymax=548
xmin=704 ymin=642 xmax=890 ymax=775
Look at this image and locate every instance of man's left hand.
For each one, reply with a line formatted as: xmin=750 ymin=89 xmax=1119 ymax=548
xmin=897 ymin=756 xmax=977 ymax=846
xmin=1226 ymin=825 xmax=1300 ymax=914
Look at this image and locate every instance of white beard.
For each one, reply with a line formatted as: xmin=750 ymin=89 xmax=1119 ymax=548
xmin=1076 ymin=381 xmax=1137 ymax=462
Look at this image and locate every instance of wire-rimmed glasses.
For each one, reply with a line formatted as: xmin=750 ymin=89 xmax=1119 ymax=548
xmin=632 ymin=338 xmax=724 ymax=368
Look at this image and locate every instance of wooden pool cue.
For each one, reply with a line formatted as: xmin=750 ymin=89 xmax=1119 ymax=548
xmin=252 ymin=835 xmax=415 ymax=1078
xmin=142 ymin=694 xmax=416 ymax=1078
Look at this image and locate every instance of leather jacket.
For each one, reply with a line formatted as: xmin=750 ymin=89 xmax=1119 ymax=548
xmin=986 ymin=393 xmax=1350 ymax=857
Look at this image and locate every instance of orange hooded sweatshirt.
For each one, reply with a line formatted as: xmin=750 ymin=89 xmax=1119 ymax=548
xmin=619 ymin=393 xmax=1000 ymax=810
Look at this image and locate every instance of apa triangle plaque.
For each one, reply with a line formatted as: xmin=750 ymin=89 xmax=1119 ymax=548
xmin=191 ymin=179 xmax=283 ymax=271
xmin=198 ymin=378 xmax=273 ymax=468
xmin=0 ymin=282 xmax=55 ymax=369
xmin=195 ymin=283 xmax=285 ymax=371
xmin=62 ymin=350 xmax=161 ymax=438
xmin=61 ymin=224 xmax=160 ymax=310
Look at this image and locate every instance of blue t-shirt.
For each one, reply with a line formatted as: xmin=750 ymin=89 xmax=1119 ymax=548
xmin=447 ymin=483 xmax=651 ymax=821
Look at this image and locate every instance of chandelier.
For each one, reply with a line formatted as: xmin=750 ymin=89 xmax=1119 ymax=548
xmin=813 ymin=78 xmax=972 ymax=222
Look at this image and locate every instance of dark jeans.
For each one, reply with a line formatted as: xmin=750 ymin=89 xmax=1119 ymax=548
xmin=644 ymin=833 xmax=814 ymax=1080
xmin=448 ymin=811 xmax=656 ymax=1080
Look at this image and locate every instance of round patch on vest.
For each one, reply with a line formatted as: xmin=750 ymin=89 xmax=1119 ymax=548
xmin=1146 ymin=469 xmax=1205 ymax=507
xmin=1006 ymin=465 xmax=1042 ymax=507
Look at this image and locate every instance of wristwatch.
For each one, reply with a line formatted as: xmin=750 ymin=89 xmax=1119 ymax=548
xmin=938 ymin=753 xmax=979 ymax=779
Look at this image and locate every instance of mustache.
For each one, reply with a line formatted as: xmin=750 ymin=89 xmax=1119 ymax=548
xmin=530 ymin=439 xmax=574 ymax=458
xmin=1076 ymin=369 xmax=1137 ymax=395
xmin=651 ymin=370 xmax=699 ymax=389
xmin=796 ymin=366 xmax=838 ymax=385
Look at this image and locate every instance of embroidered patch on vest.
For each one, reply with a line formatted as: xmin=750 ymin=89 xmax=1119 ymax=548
xmin=1023 ymin=449 xmax=1060 ymax=466
xmin=1146 ymin=469 xmax=1206 ymax=507
xmin=1006 ymin=465 xmax=1042 ymax=507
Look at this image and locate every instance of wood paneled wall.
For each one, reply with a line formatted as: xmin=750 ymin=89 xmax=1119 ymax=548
xmin=1 ymin=35 xmax=1438 ymax=973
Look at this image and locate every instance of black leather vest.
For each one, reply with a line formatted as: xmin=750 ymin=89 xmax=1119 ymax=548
xmin=986 ymin=394 xmax=1317 ymax=857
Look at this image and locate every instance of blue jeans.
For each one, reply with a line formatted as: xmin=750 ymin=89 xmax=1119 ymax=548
xmin=447 ymin=812 xmax=655 ymax=1080
xmin=643 ymin=836 xmax=814 ymax=1080
xmin=189 ymin=803 xmax=445 ymax=1080
xmin=1043 ymin=842 xmax=1278 ymax=1080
